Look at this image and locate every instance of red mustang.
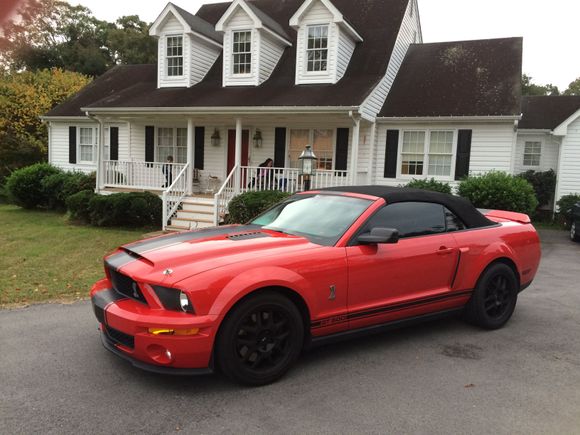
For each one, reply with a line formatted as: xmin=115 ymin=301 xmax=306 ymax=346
xmin=91 ymin=186 xmax=541 ymax=385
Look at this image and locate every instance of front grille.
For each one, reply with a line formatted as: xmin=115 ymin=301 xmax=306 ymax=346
xmin=106 ymin=266 xmax=147 ymax=305
xmin=105 ymin=325 xmax=135 ymax=349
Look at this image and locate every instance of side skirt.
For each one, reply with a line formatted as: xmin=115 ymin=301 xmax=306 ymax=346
xmin=307 ymin=308 xmax=464 ymax=349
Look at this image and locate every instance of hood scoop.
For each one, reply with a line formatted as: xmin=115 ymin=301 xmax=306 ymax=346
xmin=227 ymin=231 xmax=271 ymax=241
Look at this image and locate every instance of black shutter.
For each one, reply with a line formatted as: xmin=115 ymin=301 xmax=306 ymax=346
xmin=384 ymin=130 xmax=399 ymax=178
xmin=455 ymin=129 xmax=472 ymax=180
xmin=68 ymin=126 xmax=77 ymax=164
xmin=335 ymin=128 xmax=349 ymax=172
xmin=145 ymin=126 xmax=155 ymax=163
xmin=274 ymin=128 xmax=286 ymax=168
xmin=194 ymin=127 xmax=205 ymax=170
xmin=109 ymin=127 xmax=119 ymax=161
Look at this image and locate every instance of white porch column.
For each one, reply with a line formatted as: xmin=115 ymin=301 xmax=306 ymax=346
xmin=234 ymin=117 xmax=242 ymax=193
xmin=186 ymin=118 xmax=194 ymax=195
xmin=96 ymin=117 xmax=105 ymax=191
xmin=367 ymin=121 xmax=377 ymax=184
xmin=350 ymin=116 xmax=361 ymax=185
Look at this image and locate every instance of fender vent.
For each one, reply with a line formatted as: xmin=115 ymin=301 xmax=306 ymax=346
xmin=227 ymin=232 xmax=270 ymax=241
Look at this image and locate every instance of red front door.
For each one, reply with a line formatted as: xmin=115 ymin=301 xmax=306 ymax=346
xmin=227 ymin=130 xmax=249 ymax=175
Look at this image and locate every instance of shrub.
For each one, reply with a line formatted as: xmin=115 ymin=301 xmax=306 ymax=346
xmin=517 ymin=169 xmax=557 ymax=208
xmin=457 ymin=171 xmax=538 ymax=215
xmin=228 ymin=190 xmax=291 ymax=224
xmin=66 ymin=190 xmax=96 ymax=223
xmin=5 ymin=163 xmax=62 ymax=209
xmin=556 ymin=194 xmax=580 ymax=219
xmin=0 ymin=182 xmax=8 ymax=204
xmin=42 ymin=171 xmax=96 ymax=211
xmin=405 ymin=178 xmax=452 ymax=194
xmin=88 ymin=192 xmax=162 ymax=227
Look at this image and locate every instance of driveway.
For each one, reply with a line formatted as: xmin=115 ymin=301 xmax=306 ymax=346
xmin=1 ymin=230 xmax=579 ymax=434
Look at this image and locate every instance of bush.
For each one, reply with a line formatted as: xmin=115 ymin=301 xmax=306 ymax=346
xmin=88 ymin=192 xmax=162 ymax=227
xmin=66 ymin=190 xmax=96 ymax=223
xmin=42 ymin=171 xmax=96 ymax=211
xmin=517 ymin=169 xmax=557 ymax=208
xmin=228 ymin=190 xmax=291 ymax=224
xmin=458 ymin=171 xmax=538 ymax=215
xmin=405 ymin=178 xmax=452 ymax=194
xmin=5 ymin=163 xmax=62 ymax=209
xmin=556 ymin=194 xmax=580 ymax=219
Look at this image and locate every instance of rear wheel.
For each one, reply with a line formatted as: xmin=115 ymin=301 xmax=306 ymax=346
xmin=464 ymin=263 xmax=518 ymax=330
xmin=571 ymin=221 xmax=580 ymax=242
xmin=216 ymin=292 xmax=304 ymax=386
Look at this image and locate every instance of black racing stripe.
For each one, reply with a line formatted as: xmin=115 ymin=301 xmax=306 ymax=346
xmin=91 ymin=289 xmax=127 ymax=324
xmin=311 ymin=290 xmax=472 ymax=329
xmin=105 ymin=251 xmax=136 ymax=271
xmin=124 ymin=225 xmax=261 ymax=254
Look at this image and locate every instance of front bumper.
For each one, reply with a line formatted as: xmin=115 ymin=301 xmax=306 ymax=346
xmin=91 ymin=284 xmax=218 ymax=374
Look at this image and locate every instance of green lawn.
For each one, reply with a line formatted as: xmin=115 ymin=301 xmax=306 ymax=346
xmin=0 ymin=205 xmax=148 ymax=306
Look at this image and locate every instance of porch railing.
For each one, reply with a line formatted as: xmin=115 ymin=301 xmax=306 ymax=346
xmin=103 ymin=160 xmax=187 ymax=191
xmin=162 ymin=163 xmax=190 ymax=231
xmin=213 ymin=166 xmax=350 ymax=225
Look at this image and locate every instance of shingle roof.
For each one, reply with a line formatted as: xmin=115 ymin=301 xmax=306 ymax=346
xmin=170 ymin=3 xmax=223 ymax=44
xmin=245 ymin=1 xmax=291 ymax=41
xmin=519 ymin=96 xmax=580 ymax=130
xmin=46 ymin=0 xmax=409 ymax=115
xmin=379 ymin=37 xmax=523 ymax=118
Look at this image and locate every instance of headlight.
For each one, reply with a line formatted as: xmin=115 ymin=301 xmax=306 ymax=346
xmin=152 ymin=286 xmax=195 ymax=314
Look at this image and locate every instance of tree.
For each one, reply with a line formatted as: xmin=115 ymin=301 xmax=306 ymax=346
xmin=521 ymin=74 xmax=560 ymax=96
xmin=564 ymin=77 xmax=580 ymax=96
xmin=106 ymin=16 xmax=157 ymax=65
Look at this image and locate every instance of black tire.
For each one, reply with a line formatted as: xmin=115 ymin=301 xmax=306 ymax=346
xmin=464 ymin=263 xmax=518 ymax=330
xmin=571 ymin=221 xmax=580 ymax=242
xmin=216 ymin=292 xmax=304 ymax=386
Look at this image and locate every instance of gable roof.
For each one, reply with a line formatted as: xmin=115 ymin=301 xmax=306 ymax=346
xmin=519 ymin=96 xmax=580 ymax=130
xmin=46 ymin=0 xmax=409 ymax=116
xmin=379 ymin=37 xmax=523 ymax=118
xmin=149 ymin=3 xmax=223 ymax=44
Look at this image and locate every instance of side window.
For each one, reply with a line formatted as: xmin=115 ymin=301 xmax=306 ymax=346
xmin=362 ymin=202 xmax=446 ymax=238
xmin=444 ymin=207 xmax=466 ymax=232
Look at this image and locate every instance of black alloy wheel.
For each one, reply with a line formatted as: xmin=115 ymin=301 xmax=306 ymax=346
xmin=464 ymin=263 xmax=518 ymax=330
xmin=571 ymin=221 xmax=579 ymax=242
xmin=216 ymin=292 xmax=304 ymax=386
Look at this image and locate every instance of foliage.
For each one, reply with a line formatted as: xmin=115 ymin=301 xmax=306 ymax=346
xmin=457 ymin=171 xmax=538 ymax=216
xmin=86 ymin=192 xmax=162 ymax=227
xmin=556 ymin=194 xmax=580 ymax=218
xmin=42 ymin=171 xmax=95 ymax=210
xmin=517 ymin=169 xmax=557 ymax=208
xmin=0 ymin=132 xmax=45 ymax=183
xmin=228 ymin=191 xmax=291 ymax=224
xmin=65 ymin=189 xmax=95 ymax=222
xmin=563 ymin=77 xmax=580 ymax=96
xmin=521 ymin=74 xmax=560 ymax=96
xmin=405 ymin=178 xmax=452 ymax=194
xmin=5 ymin=163 xmax=62 ymax=209
xmin=106 ymin=16 xmax=157 ymax=65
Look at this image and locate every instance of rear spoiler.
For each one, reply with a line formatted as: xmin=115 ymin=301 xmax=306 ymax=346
xmin=482 ymin=209 xmax=531 ymax=224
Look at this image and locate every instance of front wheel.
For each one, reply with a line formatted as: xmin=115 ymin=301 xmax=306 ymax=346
xmin=571 ymin=221 xmax=580 ymax=242
xmin=464 ymin=263 xmax=518 ymax=330
xmin=215 ymin=292 xmax=304 ymax=386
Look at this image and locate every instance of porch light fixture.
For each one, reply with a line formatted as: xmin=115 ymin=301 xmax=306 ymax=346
xmin=253 ymin=130 xmax=263 ymax=148
xmin=299 ymin=145 xmax=317 ymax=191
xmin=211 ymin=128 xmax=221 ymax=147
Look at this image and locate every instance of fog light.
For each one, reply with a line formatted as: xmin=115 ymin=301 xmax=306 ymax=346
xmin=148 ymin=327 xmax=200 ymax=336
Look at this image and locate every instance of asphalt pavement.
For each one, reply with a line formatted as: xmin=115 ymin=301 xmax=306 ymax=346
xmin=1 ymin=230 xmax=580 ymax=434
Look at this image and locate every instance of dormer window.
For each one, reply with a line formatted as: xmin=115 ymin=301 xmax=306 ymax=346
xmin=166 ymin=35 xmax=184 ymax=77
xmin=307 ymin=25 xmax=329 ymax=72
xmin=233 ymin=31 xmax=252 ymax=74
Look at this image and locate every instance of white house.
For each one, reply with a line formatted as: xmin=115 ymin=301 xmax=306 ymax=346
xmin=42 ymin=0 xmax=580 ymax=230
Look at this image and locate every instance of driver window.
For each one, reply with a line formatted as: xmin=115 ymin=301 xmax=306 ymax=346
xmin=362 ymin=202 xmax=446 ymax=238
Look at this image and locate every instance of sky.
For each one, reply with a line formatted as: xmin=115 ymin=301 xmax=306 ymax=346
xmin=65 ymin=0 xmax=580 ymax=90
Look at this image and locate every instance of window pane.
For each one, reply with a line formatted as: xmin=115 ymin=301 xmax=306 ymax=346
xmin=289 ymin=129 xmax=310 ymax=168
xmin=401 ymin=131 xmax=425 ymax=175
xmin=364 ymin=202 xmax=446 ymax=238
xmin=428 ymin=131 xmax=453 ymax=176
xmin=523 ymin=141 xmax=541 ymax=166
xmin=445 ymin=208 xmax=466 ymax=232
xmin=233 ymin=31 xmax=252 ymax=74
xmin=306 ymin=25 xmax=329 ymax=72
xmin=313 ymin=129 xmax=334 ymax=170
xmin=166 ymin=36 xmax=183 ymax=76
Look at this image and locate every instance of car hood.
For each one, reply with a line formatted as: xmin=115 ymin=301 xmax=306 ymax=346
xmin=106 ymin=225 xmax=318 ymax=285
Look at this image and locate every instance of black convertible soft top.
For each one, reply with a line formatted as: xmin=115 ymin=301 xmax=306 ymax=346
xmin=320 ymin=186 xmax=495 ymax=229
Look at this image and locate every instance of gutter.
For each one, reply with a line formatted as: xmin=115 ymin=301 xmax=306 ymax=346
xmin=376 ymin=115 xmax=522 ymax=123
xmin=81 ymin=106 xmax=361 ymax=116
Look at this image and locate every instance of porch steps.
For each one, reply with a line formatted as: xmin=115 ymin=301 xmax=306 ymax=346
xmin=167 ymin=196 xmax=215 ymax=232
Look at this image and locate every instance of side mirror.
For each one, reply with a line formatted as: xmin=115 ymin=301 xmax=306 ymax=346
xmin=357 ymin=227 xmax=399 ymax=245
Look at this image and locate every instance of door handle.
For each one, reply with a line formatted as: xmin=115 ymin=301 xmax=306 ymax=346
xmin=437 ymin=246 xmax=454 ymax=255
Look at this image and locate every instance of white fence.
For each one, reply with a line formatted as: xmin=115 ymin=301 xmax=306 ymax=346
xmin=103 ymin=161 xmax=187 ymax=190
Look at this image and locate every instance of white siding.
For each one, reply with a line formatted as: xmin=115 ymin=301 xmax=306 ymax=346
xmin=336 ymin=27 xmax=356 ymax=82
xmin=157 ymin=15 xmax=189 ymax=88
xmin=222 ymin=8 xmax=259 ymax=87
xmin=189 ymin=36 xmax=221 ymax=86
xmin=372 ymin=122 xmax=516 ymax=188
xmin=258 ymin=32 xmax=286 ymax=84
xmin=514 ymin=132 xmax=560 ymax=174
xmin=360 ymin=0 xmax=420 ymax=120
xmin=556 ymin=116 xmax=580 ymax=204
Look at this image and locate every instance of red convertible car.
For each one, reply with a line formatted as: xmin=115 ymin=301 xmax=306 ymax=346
xmin=91 ymin=186 xmax=541 ymax=385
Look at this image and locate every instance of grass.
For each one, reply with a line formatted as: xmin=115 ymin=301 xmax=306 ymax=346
xmin=0 ymin=204 xmax=148 ymax=306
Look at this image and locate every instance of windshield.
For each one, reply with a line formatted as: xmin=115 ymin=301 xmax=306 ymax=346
xmin=251 ymin=194 xmax=372 ymax=246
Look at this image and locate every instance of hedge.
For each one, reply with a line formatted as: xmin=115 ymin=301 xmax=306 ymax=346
xmin=5 ymin=163 xmax=62 ymax=209
xmin=85 ymin=192 xmax=162 ymax=227
xmin=556 ymin=194 xmax=580 ymax=219
xmin=227 ymin=190 xmax=291 ymax=224
xmin=405 ymin=178 xmax=452 ymax=194
xmin=517 ymin=169 xmax=557 ymax=209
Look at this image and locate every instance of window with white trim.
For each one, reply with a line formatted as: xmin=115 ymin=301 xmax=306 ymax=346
xmin=232 ymin=31 xmax=252 ymax=74
xmin=166 ymin=35 xmax=183 ymax=77
xmin=400 ymin=130 xmax=455 ymax=177
xmin=79 ymin=127 xmax=96 ymax=163
xmin=306 ymin=25 xmax=329 ymax=72
xmin=288 ymin=129 xmax=334 ymax=169
xmin=157 ymin=127 xmax=187 ymax=163
xmin=523 ymin=141 xmax=541 ymax=166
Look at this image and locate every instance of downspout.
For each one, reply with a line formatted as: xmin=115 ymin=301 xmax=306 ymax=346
xmin=86 ymin=112 xmax=104 ymax=192
xmin=348 ymin=111 xmax=362 ymax=185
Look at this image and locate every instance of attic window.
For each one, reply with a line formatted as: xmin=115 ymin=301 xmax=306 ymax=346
xmin=307 ymin=25 xmax=329 ymax=72
xmin=166 ymin=35 xmax=183 ymax=77
xmin=233 ymin=31 xmax=252 ymax=74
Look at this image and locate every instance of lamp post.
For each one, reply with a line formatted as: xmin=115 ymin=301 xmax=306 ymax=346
xmin=298 ymin=145 xmax=317 ymax=191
